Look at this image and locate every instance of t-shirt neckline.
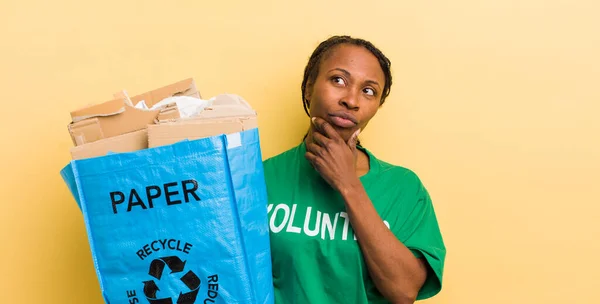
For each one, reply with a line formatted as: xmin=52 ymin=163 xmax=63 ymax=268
xmin=297 ymin=141 xmax=380 ymax=183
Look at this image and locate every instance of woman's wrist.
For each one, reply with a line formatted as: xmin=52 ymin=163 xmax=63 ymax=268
xmin=338 ymin=178 xmax=364 ymax=201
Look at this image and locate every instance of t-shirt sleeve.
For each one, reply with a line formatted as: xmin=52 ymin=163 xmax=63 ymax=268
xmin=392 ymin=176 xmax=446 ymax=301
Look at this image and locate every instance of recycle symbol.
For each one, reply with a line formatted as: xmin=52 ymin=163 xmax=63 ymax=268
xmin=143 ymin=256 xmax=201 ymax=304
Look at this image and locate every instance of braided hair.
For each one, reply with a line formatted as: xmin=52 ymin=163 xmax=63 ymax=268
xmin=301 ymin=35 xmax=393 ymax=117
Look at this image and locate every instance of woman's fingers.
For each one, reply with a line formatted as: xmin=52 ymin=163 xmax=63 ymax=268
xmin=312 ymin=130 xmax=330 ymax=148
xmin=312 ymin=117 xmax=342 ymax=141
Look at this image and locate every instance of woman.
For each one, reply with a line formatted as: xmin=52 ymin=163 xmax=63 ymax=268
xmin=263 ymin=35 xmax=446 ymax=304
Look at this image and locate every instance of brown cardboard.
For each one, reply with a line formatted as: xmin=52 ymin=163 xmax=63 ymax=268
xmin=70 ymin=98 xmax=125 ymax=123
xmin=68 ymin=103 xmax=160 ymax=146
xmin=113 ymin=90 xmax=134 ymax=107
xmin=147 ymin=94 xmax=257 ymax=148
xmin=155 ymin=94 xmax=256 ymax=122
xmin=130 ymin=78 xmax=201 ymax=108
xmin=70 ymin=129 xmax=148 ymax=160
xmin=155 ymin=103 xmax=181 ymax=121
xmin=68 ymin=119 xmax=105 ymax=146
xmin=148 ymin=116 xmax=258 ymax=148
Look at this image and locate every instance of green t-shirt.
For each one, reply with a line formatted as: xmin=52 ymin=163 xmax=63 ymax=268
xmin=263 ymin=142 xmax=446 ymax=303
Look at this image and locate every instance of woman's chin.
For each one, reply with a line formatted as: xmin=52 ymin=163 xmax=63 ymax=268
xmin=335 ymin=127 xmax=357 ymax=142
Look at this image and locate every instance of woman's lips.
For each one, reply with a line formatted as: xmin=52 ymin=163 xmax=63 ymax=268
xmin=329 ymin=114 xmax=358 ymax=128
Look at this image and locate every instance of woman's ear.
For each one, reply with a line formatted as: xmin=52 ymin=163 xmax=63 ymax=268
xmin=304 ymin=80 xmax=314 ymax=106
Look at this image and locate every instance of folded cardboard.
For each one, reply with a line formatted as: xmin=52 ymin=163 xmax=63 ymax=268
xmin=155 ymin=103 xmax=180 ymax=121
xmin=67 ymin=98 xmax=160 ymax=146
xmin=148 ymin=94 xmax=257 ymax=148
xmin=148 ymin=96 xmax=212 ymax=120
xmin=130 ymin=78 xmax=201 ymax=109
xmin=70 ymin=98 xmax=126 ymax=123
xmin=65 ymin=78 xmax=262 ymax=159
xmin=113 ymin=90 xmax=134 ymax=107
xmin=155 ymin=94 xmax=255 ymax=122
xmin=70 ymin=129 xmax=148 ymax=160
xmin=148 ymin=117 xmax=258 ymax=148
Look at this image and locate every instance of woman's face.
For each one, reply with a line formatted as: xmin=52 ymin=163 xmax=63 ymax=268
xmin=305 ymin=44 xmax=386 ymax=142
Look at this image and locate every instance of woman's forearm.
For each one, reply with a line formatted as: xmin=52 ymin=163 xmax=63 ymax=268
xmin=339 ymin=180 xmax=428 ymax=304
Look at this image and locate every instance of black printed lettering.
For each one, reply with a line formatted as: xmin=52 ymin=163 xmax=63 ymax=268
xmin=135 ymin=239 xmax=193 ymax=264
xmin=110 ymin=191 xmax=125 ymax=214
xmin=136 ymin=249 xmax=146 ymax=260
xmin=127 ymin=290 xmax=140 ymax=304
xmin=127 ymin=289 xmax=139 ymax=303
xmin=110 ymin=180 xmax=203 ymax=214
xmin=183 ymin=242 xmax=193 ymax=254
xmin=127 ymin=189 xmax=147 ymax=212
xmin=182 ymin=179 xmax=201 ymax=202
xmin=151 ymin=241 xmax=160 ymax=251
xmin=164 ymin=182 xmax=181 ymax=205
xmin=145 ymin=185 xmax=161 ymax=208
xmin=207 ymin=290 xmax=218 ymax=298
xmin=205 ymin=276 xmax=219 ymax=303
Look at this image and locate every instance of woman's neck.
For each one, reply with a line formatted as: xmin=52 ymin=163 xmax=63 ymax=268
xmin=355 ymin=148 xmax=370 ymax=177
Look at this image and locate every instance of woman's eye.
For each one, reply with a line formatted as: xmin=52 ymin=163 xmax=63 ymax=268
xmin=364 ymin=88 xmax=375 ymax=96
xmin=332 ymin=77 xmax=346 ymax=85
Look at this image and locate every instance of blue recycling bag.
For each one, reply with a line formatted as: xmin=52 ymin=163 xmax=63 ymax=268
xmin=61 ymin=128 xmax=273 ymax=304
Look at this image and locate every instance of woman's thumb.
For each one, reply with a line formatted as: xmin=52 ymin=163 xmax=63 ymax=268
xmin=348 ymin=129 xmax=361 ymax=150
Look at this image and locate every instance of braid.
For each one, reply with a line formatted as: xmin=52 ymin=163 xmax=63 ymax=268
xmin=301 ymin=35 xmax=393 ymax=117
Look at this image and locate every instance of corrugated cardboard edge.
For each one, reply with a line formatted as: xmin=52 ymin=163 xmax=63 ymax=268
xmin=154 ymin=94 xmax=255 ymax=123
xmin=68 ymin=118 xmax=105 ymax=146
xmin=155 ymin=103 xmax=181 ymax=122
xmin=68 ymin=104 xmax=159 ymax=146
xmin=113 ymin=90 xmax=134 ymax=107
xmin=70 ymin=98 xmax=127 ymax=123
xmin=70 ymin=129 xmax=148 ymax=160
xmin=130 ymin=78 xmax=201 ymax=108
xmin=147 ymin=116 xmax=257 ymax=148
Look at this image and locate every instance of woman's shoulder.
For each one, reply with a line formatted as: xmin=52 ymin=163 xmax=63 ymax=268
xmin=379 ymin=159 xmax=420 ymax=179
xmin=366 ymin=149 xmax=427 ymax=190
xmin=263 ymin=144 xmax=302 ymax=165
xmin=262 ymin=142 xmax=305 ymax=176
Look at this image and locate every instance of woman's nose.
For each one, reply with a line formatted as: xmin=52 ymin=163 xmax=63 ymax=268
xmin=339 ymin=90 xmax=359 ymax=110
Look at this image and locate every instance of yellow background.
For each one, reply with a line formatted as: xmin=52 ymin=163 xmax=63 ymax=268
xmin=1 ymin=0 xmax=598 ymax=303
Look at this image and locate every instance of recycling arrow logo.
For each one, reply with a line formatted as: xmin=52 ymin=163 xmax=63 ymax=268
xmin=142 ymin=256 xmax=201 ymax=304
